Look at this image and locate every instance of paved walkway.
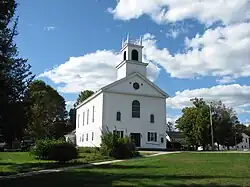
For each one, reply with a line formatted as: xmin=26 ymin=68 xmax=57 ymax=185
xmin=0 ymin=151 xmax=179 ymax=180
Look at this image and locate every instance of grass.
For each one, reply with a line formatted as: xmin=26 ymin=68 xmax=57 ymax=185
xmin=1 ymin=152 xmax=250 ymax=187
xmin=0 ymin=151 xmax=111 ymax=176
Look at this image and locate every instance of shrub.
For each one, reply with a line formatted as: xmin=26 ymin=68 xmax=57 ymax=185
xmin=49 ymin=142 xmax=78 ymax=162
xmin=78 ymin=147 xmax=99 ymax=154
xmin=31 ymin=139 xmax=78 ymax=162
xmin=100 ymin=129 xmax=138 ymax=159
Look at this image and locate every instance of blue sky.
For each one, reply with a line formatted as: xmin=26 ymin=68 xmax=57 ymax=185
xmin=15 ymin=0 xmax=250 ymax=124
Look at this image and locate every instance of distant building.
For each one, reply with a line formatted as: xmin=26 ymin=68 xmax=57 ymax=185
xmin=219 ymin=133 xmax=250 ymax=151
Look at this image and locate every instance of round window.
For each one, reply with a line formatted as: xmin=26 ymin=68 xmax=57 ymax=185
xmin=133 ymin=82 xmax=140 ymax=90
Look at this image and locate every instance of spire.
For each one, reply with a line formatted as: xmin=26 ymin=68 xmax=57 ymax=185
xmin=139 ymin=36 xmax=142 ymax=45
xmin=122 ymin=38 xmax=124 ymax=48
xmin=126 ymin=33 xmax=130 ymax=43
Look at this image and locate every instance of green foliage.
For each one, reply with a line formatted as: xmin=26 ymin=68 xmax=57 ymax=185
xmin=78 ymin=147 xmax=99 ymax=154
xmin=176 ymin=98 xmax=242 ymax=150
xmin=30 ymin=139 xmax=60 ymax=159
xmin=74 ymin=90 xmax=94 ymax=107
xmin=0 ymin=0 xmax=34 ymax=144
xmin=31 ymin=139 xmax=78 ymax=162
xmin=26 ymin=80 xmax=68 ymax=139
xmin=100 ymin=129 xmax=138 ymax=159
xmin=49 ymin=143 xmax=78 ymax=162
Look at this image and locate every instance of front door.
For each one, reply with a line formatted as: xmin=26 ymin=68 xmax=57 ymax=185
xmin=130 ymin=133 xmax=141 ymax=147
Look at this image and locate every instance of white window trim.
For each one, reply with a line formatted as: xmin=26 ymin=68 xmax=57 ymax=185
xmin=83 ymin=112 xmax=85 ymax=126
xmin=147 ymin=132 xmax=157 ymax=143
xmin=92 ymin=106 xmax=95 ymax=122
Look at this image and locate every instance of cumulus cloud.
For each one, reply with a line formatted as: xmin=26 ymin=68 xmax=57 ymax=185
xmin=39 ymin=49 xmax=160 ymax=93
xmin=40 ymin=21 xmax=250 ymax=93
xmin=143 ymin=22 xmax=250 ymax=80
xmin=166 ymin=84 xmax=250 ymax=115
xmin=108 ymin=0 xmax=250 ymax=26
xmin=216 ymin=76 xmax=236 ymax=84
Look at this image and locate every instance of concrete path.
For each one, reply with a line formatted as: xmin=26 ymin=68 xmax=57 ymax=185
xmin=0 ymin=151 xmax=179 ymax=180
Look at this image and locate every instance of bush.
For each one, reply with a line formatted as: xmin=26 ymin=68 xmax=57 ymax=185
xmin=100 ymin=129 xmax=138 ymax=159
xmin=78 ymin=147 xmax=99 ymax=154
xmin=31 ymin=139 xmax=78 ymax=162
xmin=49 ymin=143 xmax=78 ymax=162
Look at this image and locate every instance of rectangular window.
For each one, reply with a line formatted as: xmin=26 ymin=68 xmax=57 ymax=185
xmin=87 ymin=109 xmax=89 ymax=124
xmin=86 ymin=133 xmax=88 ymax=141
xmin=82 ymin=134 xmax=84 ymax=142
xmin=92 ymin=132 xmax=94 ymax=141
xmin=80 ymin=136 xmax=81 ymax=142
xmin=147 ymin=132 xmax=157 ymax=142
xmin=77 ymin=114 xmax=80 ymax=128
xmin=83 ymin=112 xmax=85 ymax=126
xmin=92 ymin=106 xmax=95 ymax=122
xmin=113 ymin=130 xmax=124 ymax=138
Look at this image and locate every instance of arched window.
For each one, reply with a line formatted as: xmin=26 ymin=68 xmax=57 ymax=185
xmin=132 ymin=100 xmax=140 ymax=118
xmin=131 ymin=49 xmax=139 ymax=61
xmin=150 ymin=114 xmax=154 ymax=123
xmin=116 ymin=111 xmax=121 ymax=121
xmin=123 ymin=51 xmax=126 ymax=61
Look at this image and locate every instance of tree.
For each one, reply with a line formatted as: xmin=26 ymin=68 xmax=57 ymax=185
xmin=68 ymin=90 xmax=94 ymax=131
xmin=176 ymin=98 xmax=212 ymax=150
xmin=211 ymin=101 xmax=240 ymax=149
xmin=26 ymin=80 xmax=67 ymax=139
xmin=166 ymin=121 xmax=175 ymax=132
xmin=0 ymin=0 xmax=34 ymax=144
xmin=73 ymin=90 xmax=94 ymax=107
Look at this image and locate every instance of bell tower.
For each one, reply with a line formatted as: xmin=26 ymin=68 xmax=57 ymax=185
xmin=116 ymin=34 xmax=148 ymax=80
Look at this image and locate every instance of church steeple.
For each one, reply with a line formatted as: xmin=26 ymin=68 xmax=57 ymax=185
xmin=116 ymin=35 xmax=148 ymax=80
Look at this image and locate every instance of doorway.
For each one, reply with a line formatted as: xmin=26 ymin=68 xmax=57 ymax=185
xmin=130 ymin=133 xmax=141 ymax=147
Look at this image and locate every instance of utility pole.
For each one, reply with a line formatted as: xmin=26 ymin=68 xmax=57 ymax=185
xmin=209 ymin=103 xmax=214 ymax=151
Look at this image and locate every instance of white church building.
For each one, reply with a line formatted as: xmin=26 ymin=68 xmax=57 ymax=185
xmin=75 ymin=36 xmax=169 ymax=150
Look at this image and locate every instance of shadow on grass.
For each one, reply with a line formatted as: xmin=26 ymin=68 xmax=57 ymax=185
xmin=1 ymin=163 xmax=247 ymax=187
xmin=0 ymin=161 xmax=87 ymax=176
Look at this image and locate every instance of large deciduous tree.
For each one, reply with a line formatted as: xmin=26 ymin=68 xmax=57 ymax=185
xmin=74 ymin=90 xmax=94 ymax=107
xmin=26 ymin=80 xmax=67 ymax=139
xmin=68 ymin=90 xmax=94 ymax=130
xmin=0 ymin=0 xmax=34 ymax=143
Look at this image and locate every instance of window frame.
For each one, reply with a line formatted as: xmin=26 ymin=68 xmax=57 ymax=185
xmin=147 ymin=132 xmax=157 ymax=142
xmin=131 ymin=49 xmax=139 ymax=61
xmin=113 ymin=130 xmax=124 ymax=138
xmin=92 ymin=132 xmax=94 ymax=141
xmin=92 ymin=106 xmax=95 ymax=122
xmin=116 ymin=111 xmax=121 ymax=121
xmin=86 ymin=133 xmax=88 ymax=141
xmin=87 ymin=109 xmax=89 ymax=124
xmin=150 ymin=114 xmax=154 ymax=123
xmin=83 ymin=112 xmax=85 ymax=126
xmin=132 ymin=100 xmax=140 ymax=118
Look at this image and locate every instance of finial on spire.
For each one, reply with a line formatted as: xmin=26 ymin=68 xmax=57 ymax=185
xmin=122 ymin=38 xmax=124 ymax=47
xmin=126 ymin=33 xmax=130 ymax=43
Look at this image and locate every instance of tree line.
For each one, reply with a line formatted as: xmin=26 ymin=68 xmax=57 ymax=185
xmin=175 ymin=98 xmax=250 ymax=150
xmin=0 ymin=0 xmax=95 ymax=145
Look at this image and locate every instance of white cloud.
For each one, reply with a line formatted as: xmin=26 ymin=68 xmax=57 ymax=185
xmin=39 ymin=49 xmax=160 ymax=93
xmin=66 ymin=100 xmax=75 ymax=109
xmin=108 ymin=0 xmax=250 ymax=25
xmin=216 ymin=76 xmax=236 ymax=84
xmin=44 ymin=26 xmax=56 ymax=31
xmin=166 ymin=84 xmax=250 ymax=115
xmin=166 ymin=22 xmax=193 ymax=39
xmin=143 ymin=22 xmax=250 ymax=79
xmin=40 ymin=22 xmax=250 ymax=93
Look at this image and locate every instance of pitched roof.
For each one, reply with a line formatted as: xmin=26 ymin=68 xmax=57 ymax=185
xmin=75 ymin=72 xmax=169 ymax=109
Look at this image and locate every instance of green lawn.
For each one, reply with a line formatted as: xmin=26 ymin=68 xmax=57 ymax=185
xmin=1 ymin=152 xmax=250 ymax=187
xmin=0 ymin=151 xmax=111 ymax=176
